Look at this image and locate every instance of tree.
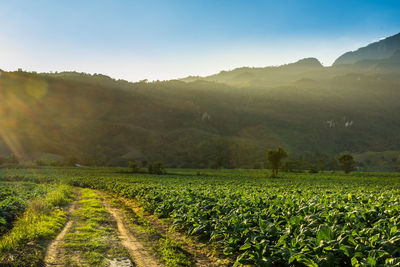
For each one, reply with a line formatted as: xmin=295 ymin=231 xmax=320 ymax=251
xmin=154 ymin=162 xmax=165 ymax=175
xmin=267 ymin=148 xmax=288 ymax=177
xmin=213 ymin=156 xmax=224 ymax=169
xmin=128 ymin=160 xmax=139 ymax=173
xmin=337 ymin=154 xmax=355 ymax=174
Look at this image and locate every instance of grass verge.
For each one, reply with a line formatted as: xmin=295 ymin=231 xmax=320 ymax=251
xmin=0 ymin=184 xmax=73 ymax=266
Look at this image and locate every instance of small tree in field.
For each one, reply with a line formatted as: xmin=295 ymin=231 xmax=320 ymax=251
xmin=267 ymin=148 xmax=288 ymax=177
xmin=338 ymin=154 xmax=355 ymax=174
xmin=152 ymin=162 xmax=165 ymax=175
xmin=128 ymin=160 xmax=139 ymax=173
xmin=148 ymin=162 xmax=165 ymax=175
xmin=213 ymin=156 xmax=224 ymax=169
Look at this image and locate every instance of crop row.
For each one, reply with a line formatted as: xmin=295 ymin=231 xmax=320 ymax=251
xmin=63 ymin=172 xmax=400 ymax=266
xmin=1 ymin=168 xmax=399 ymax=266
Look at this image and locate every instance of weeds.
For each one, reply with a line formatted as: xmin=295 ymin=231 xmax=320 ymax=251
xmin=0 ymin=184 xmax=73 ymax=266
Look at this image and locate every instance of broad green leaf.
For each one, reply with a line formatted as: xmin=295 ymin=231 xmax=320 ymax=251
xmin=239 ymin=243 xmax=252 ymax=250
xmin=316 ymin=225 xmax=334 ymax=244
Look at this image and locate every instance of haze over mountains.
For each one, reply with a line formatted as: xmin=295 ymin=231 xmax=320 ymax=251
xmin=1 ymin=33 xmax=400 ymax=170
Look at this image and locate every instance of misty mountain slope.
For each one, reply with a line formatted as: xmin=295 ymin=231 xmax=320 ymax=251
xmin=1 ymin=34 xmax=400 ymax=169
xmin=333 ymin=32 xmax=400 ymax=65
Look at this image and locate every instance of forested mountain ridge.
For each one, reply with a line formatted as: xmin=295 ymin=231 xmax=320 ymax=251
xmin=1 ymin=33 xmax=400 ymax=170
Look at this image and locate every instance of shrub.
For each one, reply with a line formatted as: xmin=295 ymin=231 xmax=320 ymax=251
xmin=151 ymin=162 xmax=165 ymax=175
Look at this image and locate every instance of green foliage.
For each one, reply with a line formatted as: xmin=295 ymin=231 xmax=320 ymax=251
xmin=63 ymin=188 xmax=129 ymax=266
xmin=128 ymin=160 xmax=140 ymax=173
xmin=1 ymin=168 xmax=400 ymax=265
xmin=152 ymin=162 xmax=166 ymax=175
xmin=148 ymin=162 xmax=165 ymax=174
xmin=157 ymin=238 xmax=192 ymax=266
xmin=212 ymin=156 xmax=224 ymax=169
xmin=0 ymin=182 xmax=48 ymax=235
xmin=2 ymin=63 xmax=400 ymax=170
xmin=0 ymin=184 xmax=73 ymax=265
xmin=5 ymin=167 xmax=396 ymax=266
xmin=283 ymin=160 xmax=306 ymax=172
xmin=338 ymin=154 xmax=355 ymax=174
xmin=267 ymin=147 xmax=288 ymax=177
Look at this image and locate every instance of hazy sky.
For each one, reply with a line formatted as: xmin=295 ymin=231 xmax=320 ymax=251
xmin=1 ymin=0 xmax=400 ymax=81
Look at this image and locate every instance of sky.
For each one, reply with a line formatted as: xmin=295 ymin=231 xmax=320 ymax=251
xmin=1 ymin=0 xmax=400 ymax=81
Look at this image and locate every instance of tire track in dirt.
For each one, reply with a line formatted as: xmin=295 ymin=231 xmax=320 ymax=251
xmin=118 ymin=196 xmax=225 ymax=267
xmin=100 ymin=193 xmax=163 ymax=267
xmin=44 ymin=200 xmax=78 ymax=266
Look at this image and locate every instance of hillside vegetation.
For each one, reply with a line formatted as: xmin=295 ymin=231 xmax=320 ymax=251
xmin=1 ymin=33 xmax=400 ymax=169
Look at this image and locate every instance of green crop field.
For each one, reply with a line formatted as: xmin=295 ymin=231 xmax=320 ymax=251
xmin=0 ymin=182 xmax=49 ymax=235
xmin=0 ymin=167 xmax=399 ymax=266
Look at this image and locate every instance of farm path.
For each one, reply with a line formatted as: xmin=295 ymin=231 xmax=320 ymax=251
xmin=44 ymin=194 xmax=79 ymax=266
xmin=100 ymin=192 xmax=163 ymax=267
xmin=45 ymin=188 xmax=137 ymax=266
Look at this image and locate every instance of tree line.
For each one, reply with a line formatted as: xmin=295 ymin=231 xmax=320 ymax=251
xmin=266 ymin=147 xmax=355 ymax=177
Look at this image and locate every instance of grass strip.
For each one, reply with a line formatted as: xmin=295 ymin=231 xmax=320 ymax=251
xmin=62 ymin=188 xmax=130 ymax=266
xmin=0 ymin=184 xmax=73 ymax=266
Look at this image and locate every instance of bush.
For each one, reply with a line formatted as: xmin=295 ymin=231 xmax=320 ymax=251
xmin=309 ymin=165 xmax=319 ymax=173
xmin=149 ymin=162 xmax=165 ymax=175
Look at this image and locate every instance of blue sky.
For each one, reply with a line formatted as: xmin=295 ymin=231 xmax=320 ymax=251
xmin=1 ymin=0 xmax=400 ymax=81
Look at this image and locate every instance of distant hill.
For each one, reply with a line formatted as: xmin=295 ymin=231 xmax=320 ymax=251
xmin=333 ymin=33 xmax=400 ymax=65
xmin=180 ymin=58 xmax=325 ymax=88
xmin=1 ymin=33 xmax=400 ymax=170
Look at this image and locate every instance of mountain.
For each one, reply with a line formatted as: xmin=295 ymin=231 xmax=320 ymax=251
xmin=181 ymin=58 xmax=324 ymax=88
xmin=1 ymin=33 xmax=400 ymax=170
xmin=333 ymin=33 xmax=400 ymax=65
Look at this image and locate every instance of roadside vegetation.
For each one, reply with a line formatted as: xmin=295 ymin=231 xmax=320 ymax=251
xmin=0 ymin=182 xmax=49 ymax=235
xmin=0 ymin=184 xmax=73 ymax=266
